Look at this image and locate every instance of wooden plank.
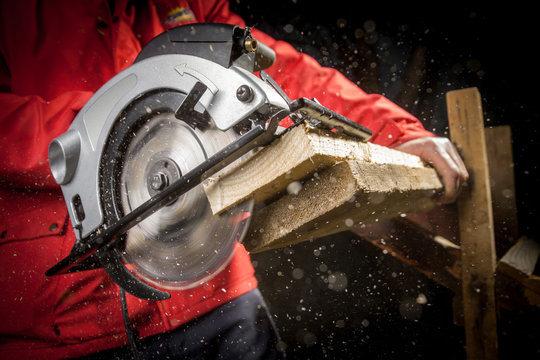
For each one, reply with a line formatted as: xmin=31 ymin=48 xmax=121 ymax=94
xmin=204 ymin=124 xmax=443 ymax=253
xmin=205 ymin=125 xmax=331 ymax=215
xmin=204 ymin=123 xmax=443 ymax=252
xmin=499 ymin=236 xmax=540 ymax=277
xmin=495 ymin=270 xmax=540 ymax=311
xmin=243 ymin=157 xmax=442 ymax=252
xmin=352 ymin=218 xmax=461 ymax=292
xmin=446 ymin=87 xmax=499 ymax=359
xmin=403 ymin=205 xmax=459 ymax=245
xmin=485 ymin=125 xmax=519 ymax=256
xmin=205 ymin=123 xmax=442 ymax=215
xmin=497 ymin=237 xmax=540 ymax=308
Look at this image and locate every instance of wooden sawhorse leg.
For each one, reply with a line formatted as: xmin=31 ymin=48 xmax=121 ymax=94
xmin=447 ymin=88 xmax=498 ymax=359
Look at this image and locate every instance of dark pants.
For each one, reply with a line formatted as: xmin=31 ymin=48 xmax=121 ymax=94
xmin=80 ymin=288 xmax=285 ymax=359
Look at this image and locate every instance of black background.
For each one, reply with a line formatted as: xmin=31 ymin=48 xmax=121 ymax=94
xmin=231 ymin=1 xmax=539 ymax=359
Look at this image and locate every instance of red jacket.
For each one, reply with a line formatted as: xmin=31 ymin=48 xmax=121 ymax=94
xmin=0 ymin=0 xmax=434 ymax=358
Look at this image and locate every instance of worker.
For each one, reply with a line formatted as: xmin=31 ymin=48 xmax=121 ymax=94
xmin=0 ymin=0 xmax=468 ymax=359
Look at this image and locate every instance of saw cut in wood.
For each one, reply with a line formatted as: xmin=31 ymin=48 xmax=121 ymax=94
xmin=204 ymin=123 xmax=444 ymax=252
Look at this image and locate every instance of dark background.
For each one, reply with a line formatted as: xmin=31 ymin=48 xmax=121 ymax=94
xmin=231 ymin=1 xmax=539 ymax=359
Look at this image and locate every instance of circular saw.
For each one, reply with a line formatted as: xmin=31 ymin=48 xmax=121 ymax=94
xmin=46 ymin=23 xmax=371 ymax=300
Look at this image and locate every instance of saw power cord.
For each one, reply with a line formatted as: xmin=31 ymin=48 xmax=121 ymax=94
xmin=120 ymin=288 xmax=142 ymax=360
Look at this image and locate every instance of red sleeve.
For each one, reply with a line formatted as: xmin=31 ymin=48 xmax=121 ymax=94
xmin=0 ymin=91 xmax=92 ymax=189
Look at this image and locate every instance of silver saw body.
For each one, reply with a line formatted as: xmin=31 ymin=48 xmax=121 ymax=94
xmin=46 ymin=23 xmax=371 ymax=300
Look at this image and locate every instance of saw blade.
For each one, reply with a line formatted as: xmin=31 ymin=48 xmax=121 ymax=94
xmin=116 ymin=112 xmax=253 ymax=290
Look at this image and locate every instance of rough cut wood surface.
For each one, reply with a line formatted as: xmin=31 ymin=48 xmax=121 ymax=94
xmin=204 ymin=123 xmax=444 ymax=253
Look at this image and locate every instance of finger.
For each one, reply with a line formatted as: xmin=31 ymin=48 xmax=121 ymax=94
xmin=429 ymin=144 xmax=464 ymax=203
xmin=437 ymin=169 xmax=457 ymax=204
xmin=438 ymin=171 xmax=461 ymax=204
xmin=444 ymin=141 xmax=469 ymax=181
xmin=431 ymin=140 xmax=469 ymax=193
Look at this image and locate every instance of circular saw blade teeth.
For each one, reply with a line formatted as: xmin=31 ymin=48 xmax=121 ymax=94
xmin=118 ymin=112 xmax=253 ymax=290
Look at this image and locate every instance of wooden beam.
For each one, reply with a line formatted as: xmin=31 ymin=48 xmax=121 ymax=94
xmin=496 ymin=237 xmax=540 ymax=309
xmin=244 ymin=159 xmax=441 ymax=252
xmin=485 ymin=125 xmax=519 ymax=256
xmin=499 ymin=237 xmax=540 ymax=277
xmin=352 ymin=218 xmax=461 ymax=292
xmin=205 ymin=124 xmax=442 ymax=215
xmin=353 ymin=219 xmax=540 ymax=312
xmin=203 ymin=123 xmax=444 ymax=253
xmin=446 ymin=87 xmax=499 ymax=360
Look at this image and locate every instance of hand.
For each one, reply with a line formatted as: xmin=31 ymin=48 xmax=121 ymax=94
xmin=395 ymin=137 xmax=469 ymax=204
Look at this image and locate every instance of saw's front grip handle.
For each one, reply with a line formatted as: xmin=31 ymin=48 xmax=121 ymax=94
xmin=289 ymin=98 xmax=372 ymax=141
